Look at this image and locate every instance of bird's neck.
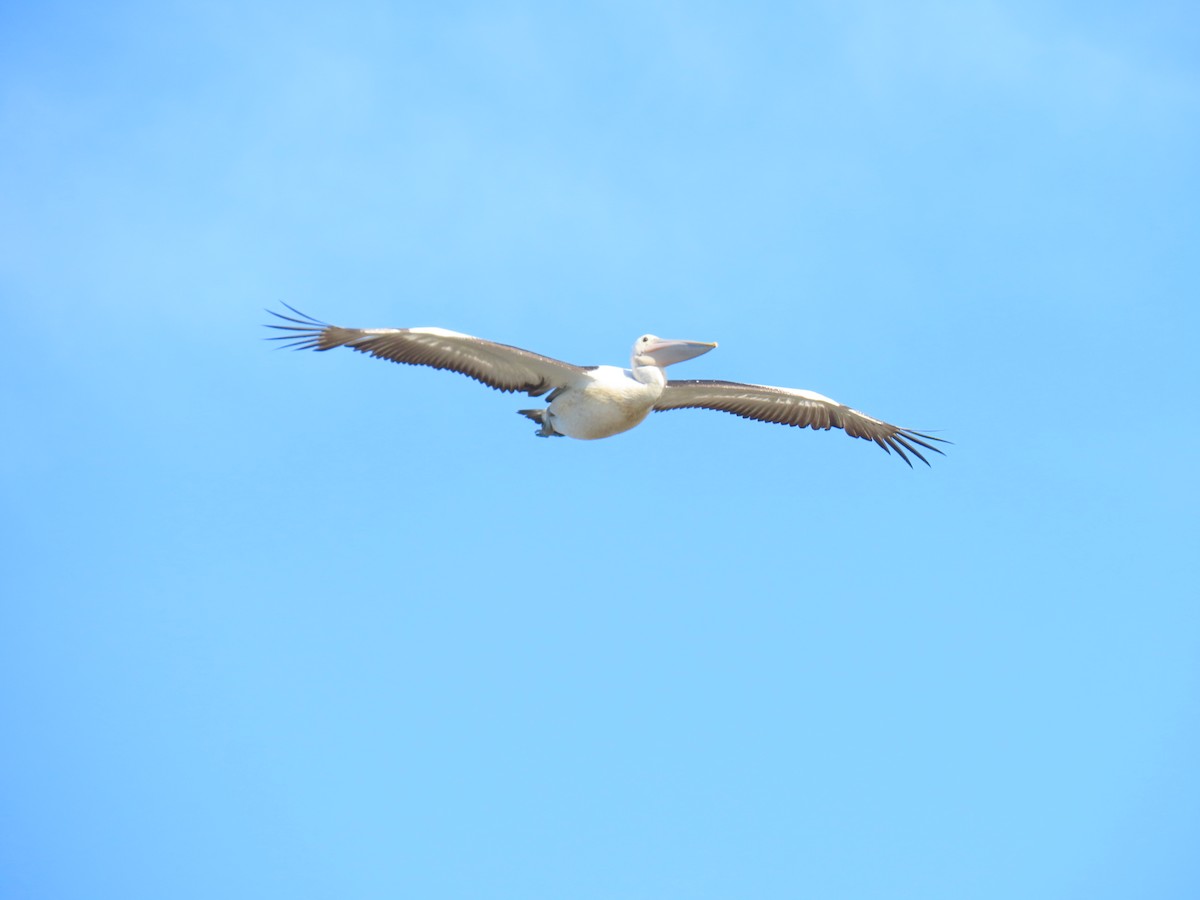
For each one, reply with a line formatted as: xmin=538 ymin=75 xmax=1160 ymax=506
xmin=631 ymin=364 xmax=667 ymax=388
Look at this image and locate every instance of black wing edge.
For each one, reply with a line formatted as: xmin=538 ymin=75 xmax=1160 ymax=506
xmin=263 ymin=303 xmax=333 ymax=351
xmin=869 ymin=429 xmax=950 ymax=468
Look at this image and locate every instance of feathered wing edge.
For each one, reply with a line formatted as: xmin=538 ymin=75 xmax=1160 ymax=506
xmin=655 ymin=379 xmax=948 ymax=466
xmin=264 ymin=304 xmax=587 ymax=398
xmin=263 ymin=303 xmax=343 ymax=351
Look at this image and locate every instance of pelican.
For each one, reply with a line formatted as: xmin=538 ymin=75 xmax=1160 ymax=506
xmin=266 ymin=305 xmax=947 ymax=465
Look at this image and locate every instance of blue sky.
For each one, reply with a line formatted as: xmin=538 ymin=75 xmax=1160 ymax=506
xmin=2 ymin=2 xmax=1198 ymax=897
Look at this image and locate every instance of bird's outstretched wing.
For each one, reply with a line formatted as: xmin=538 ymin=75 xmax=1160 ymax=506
xmin=265 ymin=305 xmax=588 ymax=397
xmin=655 ymin=380 xmax=947 ymax=466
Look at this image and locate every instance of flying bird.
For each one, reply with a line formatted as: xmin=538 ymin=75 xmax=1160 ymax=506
xmin=266 ymin=305 xmax=947 ymax=466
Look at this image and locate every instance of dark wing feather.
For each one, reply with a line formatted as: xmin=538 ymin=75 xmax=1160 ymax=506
xmin=656 ymin=379 xmax=948 ymax=466
xmin=265 ymin=304 xmax=587 ymax=397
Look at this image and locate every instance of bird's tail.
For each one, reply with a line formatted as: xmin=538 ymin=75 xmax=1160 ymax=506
xmin=517 ymin=409 xmax=561 ymax=438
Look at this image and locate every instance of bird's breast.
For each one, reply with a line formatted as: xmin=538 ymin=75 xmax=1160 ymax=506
xmin=547 ymin=368 xmax=662 ymax=440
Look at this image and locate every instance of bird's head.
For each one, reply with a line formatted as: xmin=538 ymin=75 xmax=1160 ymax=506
xmin=632 ymin=334 xmax=718 ymax=369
